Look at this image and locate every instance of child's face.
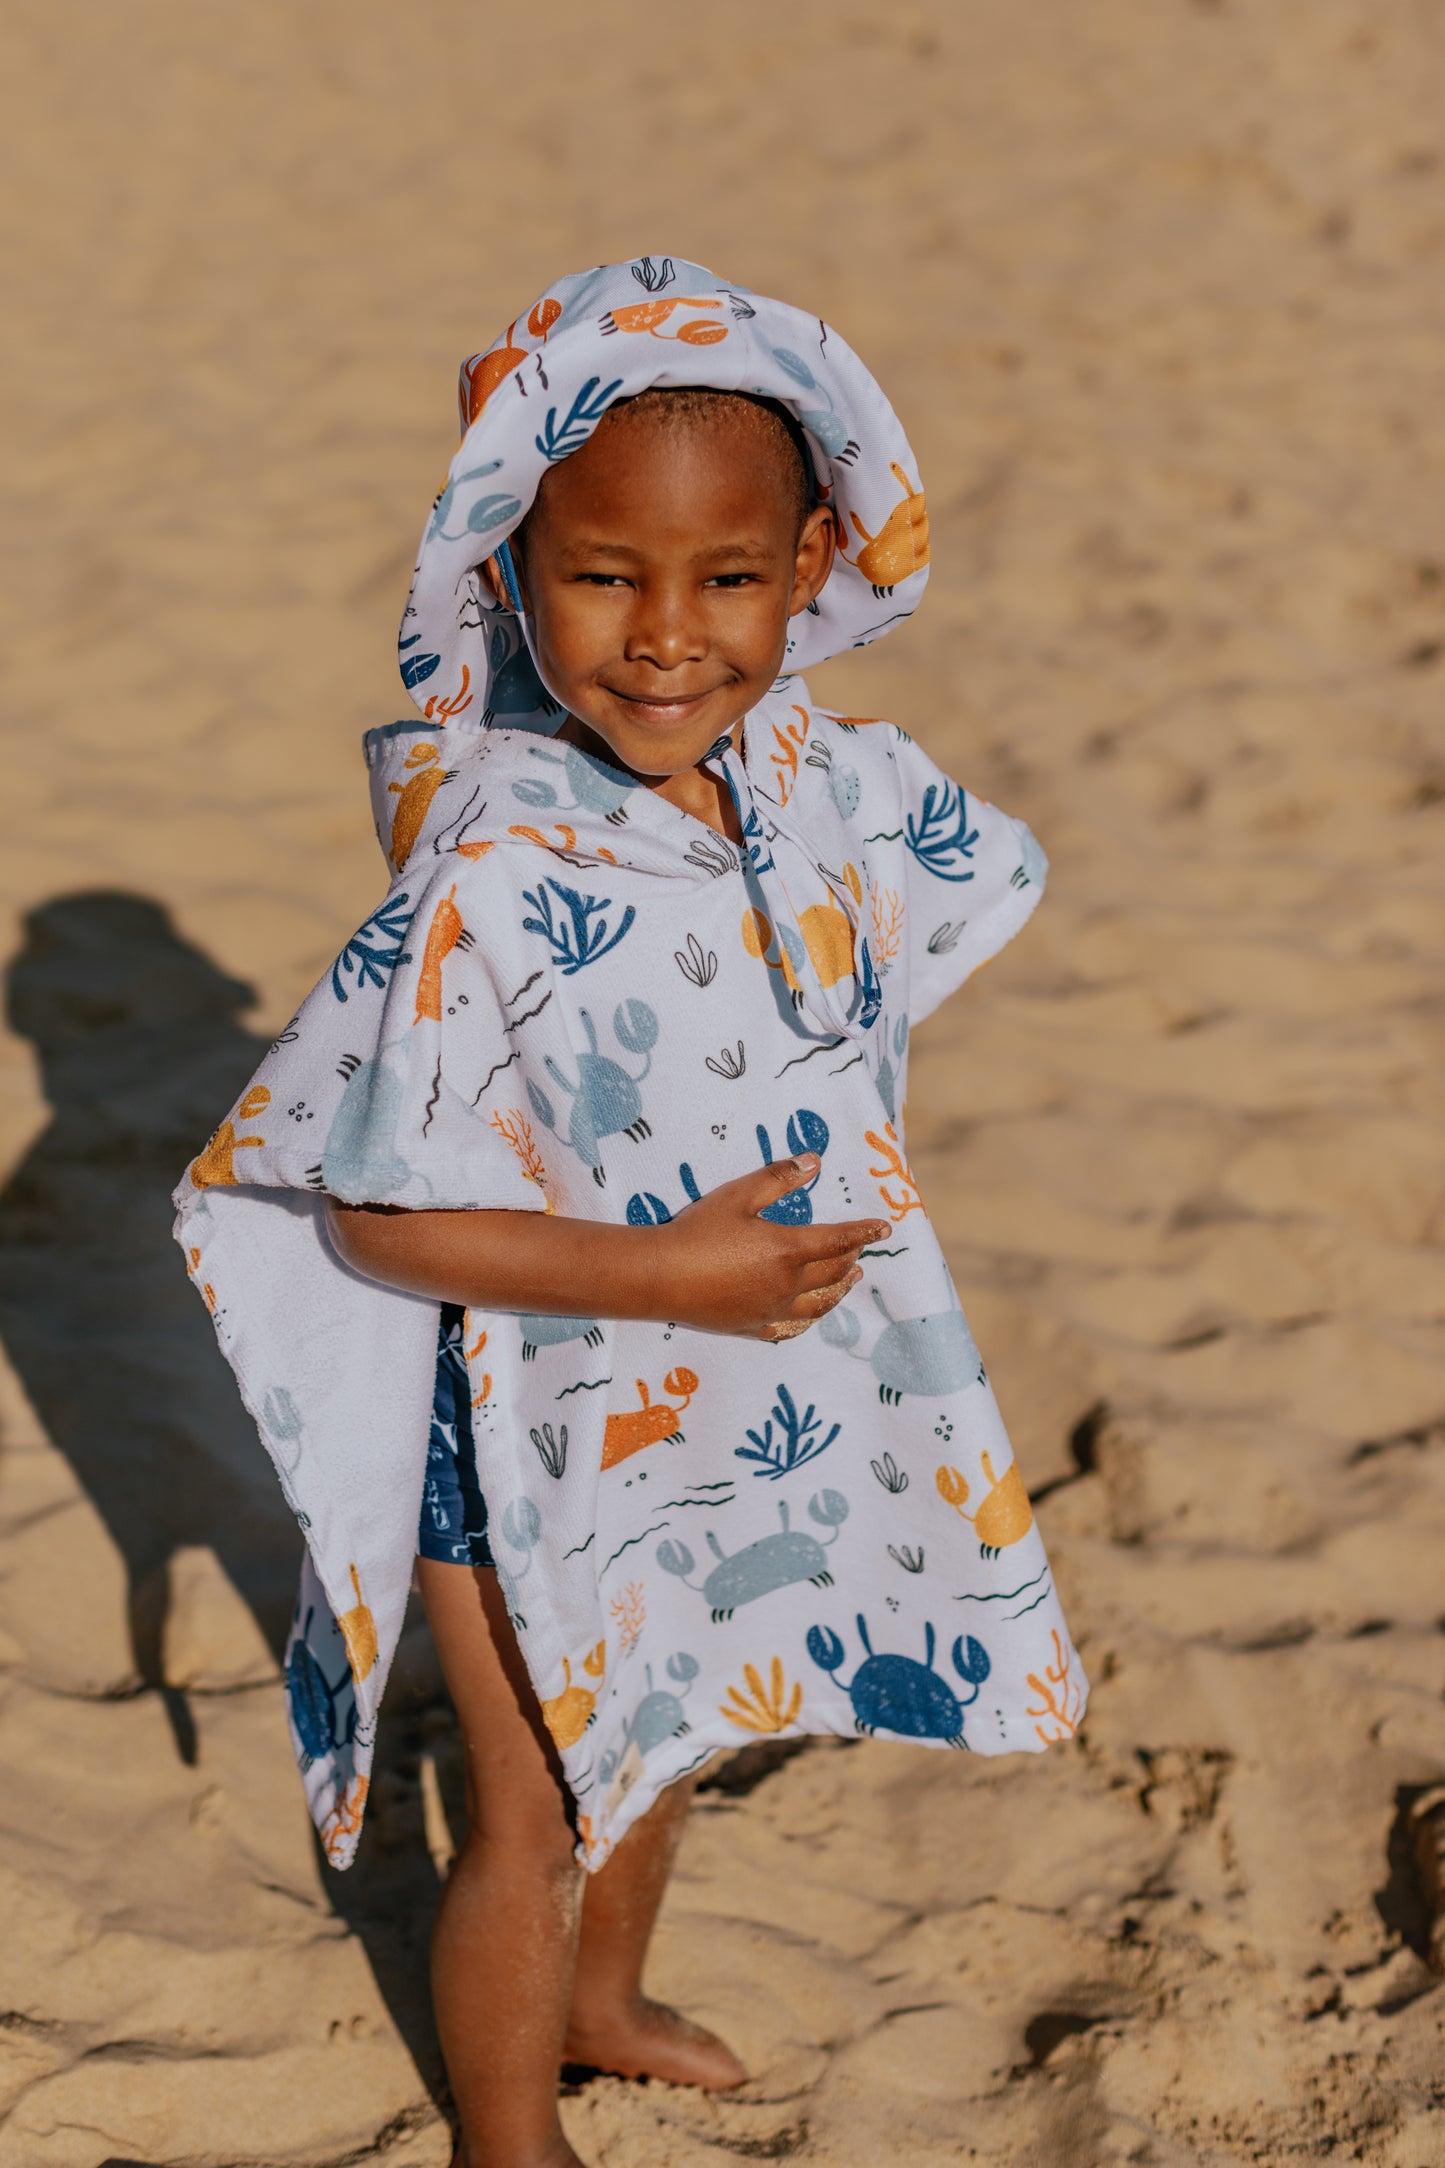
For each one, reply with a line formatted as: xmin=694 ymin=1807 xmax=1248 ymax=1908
xmin=486 ymin=406 xmax=836 ymax=777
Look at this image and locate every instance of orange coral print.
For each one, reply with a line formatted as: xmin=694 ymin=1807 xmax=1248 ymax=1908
xmin=601 ymin=1368 xmax=699 ymax=1470
xmin=422 ymin=662 xmax=473 ymax=726
xmin=936 ymin=1454 xmax=1035 ymax=1554
xmin=722 ymin=1658 xmax=802 ymax=1735
xmin=388 ymin=742 xmax=447 ymax=871
xmin=840 ymin=464 xmax=931 ymax=588
xmin=321 ymin=1775 xmax=369 ymax=1865
xmin=338 ymin=1563 xmax=378 ymax=1681
xmin=190 ymin=1084 xmax=269 ymax=1189
xmin=414 ymin=885 xmax=467 ymax=1024
xmin=507 ymin=822 xmax=618 ymax=865
xmin=870 ymin=886 xmax=904 ymax=972
xmin=601 ymin=297 xmax=728 ymax=344
xmin=489 ymin=1107 xmax=555 ymax=1211
xmin=770 ymin=707 xmax=809 ymax=805
xmin=465 ymin=1321 xmax=493 ymax=1407
xmin=866 ymin=1119 xmax=922 ymax=1220
xmin=609 ymin=1581 xmax=646 ymax=1655
xmin=1026 ymin=1629 xmax=1084 ymax=1743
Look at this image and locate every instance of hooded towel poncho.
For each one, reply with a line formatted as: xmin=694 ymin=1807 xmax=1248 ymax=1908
xmin=174 ymin=257 xmax=1086 ymax=1869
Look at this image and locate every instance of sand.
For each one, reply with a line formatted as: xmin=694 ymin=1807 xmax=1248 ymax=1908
xmin=2 ymin=1 xmax=1443 ymax=2161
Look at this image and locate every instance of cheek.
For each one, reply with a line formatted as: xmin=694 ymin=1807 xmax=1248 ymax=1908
xmin=530 ymin=589 xmax=618 ymax=679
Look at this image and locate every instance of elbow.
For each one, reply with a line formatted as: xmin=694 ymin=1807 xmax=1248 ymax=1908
xmin=323 ymin=1198 xmax=398 ymax=1283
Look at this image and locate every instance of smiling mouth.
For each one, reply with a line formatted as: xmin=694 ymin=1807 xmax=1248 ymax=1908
xmin=608 ymin=686 xmax=721 ymax=715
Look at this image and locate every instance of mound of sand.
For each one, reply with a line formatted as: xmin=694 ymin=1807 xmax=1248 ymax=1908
xmin=1 ymin=2 xmax=1442 ymax=2161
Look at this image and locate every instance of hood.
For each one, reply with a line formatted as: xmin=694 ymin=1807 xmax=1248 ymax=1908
xmin=396 ymin=255 xmax=931 ymax=733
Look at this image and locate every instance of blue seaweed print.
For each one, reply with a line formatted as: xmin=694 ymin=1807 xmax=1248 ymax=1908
xmin=905 ymin=782 xmax=981 ymax=884
xmin=398 ymin=633 xmax=440 ymax=690
xmin=632 ymin=255 xmax=675 ymax=291
xmin=331 ymin=894 xmax=415 ymax=1002
xmin=536 ymin=376 xmax=624 ymax=462
xmin=735 ymin=1383 xmax=841 ymax=1481
xmin=521 ymin=878 xmax=636 ymax=975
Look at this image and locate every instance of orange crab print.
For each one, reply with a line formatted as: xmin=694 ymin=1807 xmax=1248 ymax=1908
xmin=190 ymin=1085 xmax=270 ymax=1190
xmin=602 ymin=1368 xmax=699 ymax=1471
xmin=541 ymin=1640 xmax=607 ymax=1750
xmin=743 ymin=884 xmax=861 ymax=995
xmin=414 ymin=884 xmax=468 ymax=1024
xmin=840 ymin=463 xmax=931 ymax=590
xmin=388 ymin=742 xmax=448 ymax=872
xmin=600 ymin=296 xmax=728 ymax=345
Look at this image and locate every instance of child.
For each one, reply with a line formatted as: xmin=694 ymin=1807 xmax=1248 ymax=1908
xmin=175 ymin=257 xmax=1087 ymax=2168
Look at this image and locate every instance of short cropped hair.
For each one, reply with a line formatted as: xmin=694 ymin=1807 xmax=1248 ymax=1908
xmin=517 ymin=385 xmax=816 ymax=549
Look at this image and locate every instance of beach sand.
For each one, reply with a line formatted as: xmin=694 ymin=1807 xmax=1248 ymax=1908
xmin=2 ymin=2 xmax=1443 ymax=2161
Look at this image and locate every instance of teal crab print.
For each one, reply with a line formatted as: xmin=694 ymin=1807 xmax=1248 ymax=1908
xmin=819 ymin=1287 xmax=982 ymax=1404
xmin=657 ymin=1490 xmax=848 ymax=1621
xmin=512 ymin=741 xmax=633 ymax=824
xmin=516 ymin=1313 xmax=604 ymax=1361
xmin=598 ymin=1652 xmax=699 ymax=1785
xmin=806 ymin=1615 xmax=990 ymax=1746
xmin=528 ymin=1000 xmax=658 ymax=1181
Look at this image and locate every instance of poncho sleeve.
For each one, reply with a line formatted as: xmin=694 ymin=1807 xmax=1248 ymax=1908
xmin=191 ymin=855 xmax=561 ymax=1215
xmin=892 ymin=732 xmax=1048 ymax=1029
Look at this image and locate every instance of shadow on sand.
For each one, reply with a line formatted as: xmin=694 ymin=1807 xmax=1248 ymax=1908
xmin=0 ymin=890 xmax=448 ymax=2102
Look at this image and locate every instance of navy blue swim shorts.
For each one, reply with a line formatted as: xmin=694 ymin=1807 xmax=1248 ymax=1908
xmin=417 ymin=1303 xmax=495 ymax=1568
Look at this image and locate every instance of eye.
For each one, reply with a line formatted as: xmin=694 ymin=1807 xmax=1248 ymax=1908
xmin=574 ymin=573 xmax=631 ymax=587
xmin=705 ymin=573 xmax=760 ymax=589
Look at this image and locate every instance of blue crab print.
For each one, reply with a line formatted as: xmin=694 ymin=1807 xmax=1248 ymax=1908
xmin=657 ymin=1490 xmax=848 ymax=1621
xmin=819 ymin=1287 xmax=982 ymax=1404
xmin=598 ymin=1653 xmax=699 ymax=1785
xmin=624 ymin=1108 xmax=829 ymax=1228
xmin=528 ymin=1001 xmax=658 ymax=1182
xmin=286 ymin=1606 xmax=358 ymax=1769
xmin=806 ymin=1615 xmax=990 ymax=1747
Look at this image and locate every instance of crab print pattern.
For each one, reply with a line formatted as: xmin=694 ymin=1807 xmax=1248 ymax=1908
xmin=175 ymin=257 xmax=1085 ymax=1874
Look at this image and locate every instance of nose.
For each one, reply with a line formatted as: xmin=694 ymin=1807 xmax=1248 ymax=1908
xmin=622 ymin=580 xmax=707 ymax=673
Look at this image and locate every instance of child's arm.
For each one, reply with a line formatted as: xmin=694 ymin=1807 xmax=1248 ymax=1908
xmin=325 ymin=1153 xmax=886 ymax=1342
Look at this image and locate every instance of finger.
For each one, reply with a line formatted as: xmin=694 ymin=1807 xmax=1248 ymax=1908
xmin=793 ymin=1253 xmax=867 ymax=1296
xmin=733 ymin=1154 xmax=823 ymax=1214
xmin=786 ymin=1215 xmax=891 ymax=1262
xmin=771 ymin=1264 xmax=864 ymax=1327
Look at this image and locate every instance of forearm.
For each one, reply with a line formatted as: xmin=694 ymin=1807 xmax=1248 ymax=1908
xmin=324 ymin=1199 xmax=672 ymax=1321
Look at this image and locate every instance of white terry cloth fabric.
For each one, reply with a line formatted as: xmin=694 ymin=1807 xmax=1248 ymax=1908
xmin=174 ymin=259 xmax=1087 ymax=1870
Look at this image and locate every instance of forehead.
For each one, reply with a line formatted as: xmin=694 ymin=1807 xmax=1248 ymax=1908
xmin=528 ymin=398 xmax=801 ymax=537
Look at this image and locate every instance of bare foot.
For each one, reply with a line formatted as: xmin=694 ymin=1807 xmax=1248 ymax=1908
xmin=563 ymin=1995 xmax=748 ymax=2090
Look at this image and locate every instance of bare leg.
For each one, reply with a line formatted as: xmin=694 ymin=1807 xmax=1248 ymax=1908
xmin=565 ymin=1774 xmax=748 ymax=2090
xmin=419 ymin=1557 xmax=586 ymax=2168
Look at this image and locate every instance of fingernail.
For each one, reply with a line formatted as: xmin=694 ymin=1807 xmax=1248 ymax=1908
xmin=792 ymin=1154 xmax=819 ymax=1175
xmin=871 ymin=1223 xmax=889 ymax=1240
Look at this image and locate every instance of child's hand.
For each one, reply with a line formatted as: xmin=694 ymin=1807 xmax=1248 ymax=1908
xmin=656 ymin=1155 xmax=887 ymax=1341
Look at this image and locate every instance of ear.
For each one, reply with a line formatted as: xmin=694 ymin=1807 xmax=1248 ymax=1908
xmin=479 ymin=549 xmax=529 ymax=613
xmin=788 ymin=504 xmax=838 ymax=618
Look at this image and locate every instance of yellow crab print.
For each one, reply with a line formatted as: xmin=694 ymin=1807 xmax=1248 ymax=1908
xmin=841 ymin=463 xmax=931 ymax=589
xmin=936 ymin=1453 xmax=1035 ymax=1558
xmin=388 ymin=742 xmax=448 ymax=871
xmin=541 ymin=1640 xmax=607 ymax=1750
xmin=190 ymin=1085 xmax=270 ymax=1189
xmin=337 ymin=1562 xmax=379 ymax=1681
